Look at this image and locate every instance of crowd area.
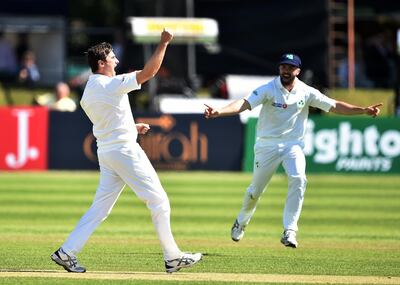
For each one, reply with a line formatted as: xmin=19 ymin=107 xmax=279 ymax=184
xmin=0 ymin=31 xmax=77 ymax=111
xmin=0 ymin=28 xmax=399 ymax=115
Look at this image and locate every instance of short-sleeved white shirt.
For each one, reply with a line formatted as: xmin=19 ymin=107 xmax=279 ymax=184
xmin=80 ymin=72 xmax=141 ymax=152
xmin=245 ymin=77 xmax=336 ymax=142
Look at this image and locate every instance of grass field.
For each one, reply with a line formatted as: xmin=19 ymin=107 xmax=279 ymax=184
xmin=0 ymin=171 xmax=399 ymax=284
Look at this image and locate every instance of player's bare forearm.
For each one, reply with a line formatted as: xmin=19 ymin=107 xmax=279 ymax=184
xmin=204 ymin=99 xmax=251 ymax=119
xmin=136 ymin=29 xmax=173 ymax=84
xmin=331 ymin=101 xmax=382 ymax=117
xmin=331 ymin=101 xmax=365 ymax=115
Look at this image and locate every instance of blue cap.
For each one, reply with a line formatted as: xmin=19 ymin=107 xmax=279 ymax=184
xmin=279 ymin=53 xmax=301 ymax=68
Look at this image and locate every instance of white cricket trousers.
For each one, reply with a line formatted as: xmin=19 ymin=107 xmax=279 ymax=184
xmin=237 ymin=139 xmax=307 ymax=231
xmin=62 ymin=143 xmax=181 ymax=261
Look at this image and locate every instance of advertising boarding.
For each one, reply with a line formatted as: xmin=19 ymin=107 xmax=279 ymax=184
xmin=48 ymin=112 xmax=243 ymax=171
xmin=243 ymin=117 xmax=400 ymax=173
xmin=0 ymin=106 xmax=48 ymax=170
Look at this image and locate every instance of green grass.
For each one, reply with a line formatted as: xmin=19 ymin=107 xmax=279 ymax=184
xmin=0 ymin=171 xmax=399 ymax=284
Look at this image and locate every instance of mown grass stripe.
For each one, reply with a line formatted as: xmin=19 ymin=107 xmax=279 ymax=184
xmin=0 ymin=171 xmax=399 ymax=285
xmin=0 ymin=271 xmax=399 ymax=284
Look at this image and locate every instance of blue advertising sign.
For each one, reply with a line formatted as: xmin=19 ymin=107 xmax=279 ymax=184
xmin=136 ymin=114 xmax=243 ymax=170
xmin=48 ymin=111 xmax=243 ymax=171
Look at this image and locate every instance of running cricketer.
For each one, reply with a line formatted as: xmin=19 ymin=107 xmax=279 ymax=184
xmin=204 ymin=53 xmax=382 ymax=248
xmin=51 ymin=29 xmax=202 ymax=273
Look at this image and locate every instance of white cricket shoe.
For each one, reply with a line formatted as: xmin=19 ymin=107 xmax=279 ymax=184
xmin=51 ymin=248 xmax=86 ymax=273
xmin=280 ymin=230 xmax=298 ymax=248
xmin=231 ymin=219 xmax=246 ymax=242
xmin=165 ymin=252 xmax=202 ymax=273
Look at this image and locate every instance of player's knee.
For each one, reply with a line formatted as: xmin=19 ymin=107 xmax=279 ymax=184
xmin=91 ymin=206 xmax=113 ymax=223
xmin=148 ymin=195 xmax=171 ymax=215
xmin=246 ymin=185 xmax=262 ymax=200
xmin=288 ymin=175 xmax=307 ymax=192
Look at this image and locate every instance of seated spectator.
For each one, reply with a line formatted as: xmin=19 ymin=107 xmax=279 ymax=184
xmin=18 ymin=50 xmax=40 ymax=85
xmin=35 ymin=82 xmax=77 ymax=112
xmin=51 ymin=82 xmax=77 ymax=112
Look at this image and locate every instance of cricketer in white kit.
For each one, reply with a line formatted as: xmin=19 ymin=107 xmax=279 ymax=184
xmin=204 ymin=53 xmax=382 ymax=248
xmin=51 ymin=30 xmax=202 ymax=273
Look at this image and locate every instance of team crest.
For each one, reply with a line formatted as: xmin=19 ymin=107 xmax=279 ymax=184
xmin=297 ymin=99 xmax=305 ymax=109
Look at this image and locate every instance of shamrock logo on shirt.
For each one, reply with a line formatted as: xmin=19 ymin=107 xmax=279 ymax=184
xmin=297 ymin=99 xmax=305 ymax=109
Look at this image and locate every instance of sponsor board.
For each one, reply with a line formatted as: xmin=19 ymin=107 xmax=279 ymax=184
xmin=304 ymin=117 xmax=400 ymax=172
xmin=48 ymin=111 xmax=243 ymax=171
xmin=243 ymin=117 xmax=400 ymax=173
xmin=0 ymin=107 xmax=48 ymax=170
xmin=136 ymin=114 xmax=243 ymax=170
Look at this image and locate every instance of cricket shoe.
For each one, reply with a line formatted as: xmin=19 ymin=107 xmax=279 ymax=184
xmin=231 ymin=219 xmax=246 ymax=242
xmin=51 ymin=248 xmax=86 ymax=273
xmin=280 ymin=230 xmax=298 ymax=248
xmin=165 ymin=252 xmax=202 ymax=273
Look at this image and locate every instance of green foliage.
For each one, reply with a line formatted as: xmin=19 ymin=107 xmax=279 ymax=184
xmin=0 ymin=171 xmax=399 ymax=284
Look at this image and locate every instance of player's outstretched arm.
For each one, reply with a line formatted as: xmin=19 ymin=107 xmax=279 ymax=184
xmin=330 ymin=101 xmax=383 ymax=118
xmin=136 ymin=29 xmax=173 ymax=85
xmin=204 ymin=99 xmax=251 ymax=119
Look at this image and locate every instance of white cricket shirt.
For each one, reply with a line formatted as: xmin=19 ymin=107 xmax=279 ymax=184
xmin=245 ymin=77 xmax=336 ymax=142
xmin=80 ymin=72 xmax=141 ymax=152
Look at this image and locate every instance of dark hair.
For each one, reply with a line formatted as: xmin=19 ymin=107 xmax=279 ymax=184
xmin=86 ymin=42 xmax=113 ymax=73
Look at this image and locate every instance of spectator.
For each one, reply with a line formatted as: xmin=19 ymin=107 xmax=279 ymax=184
xmin=50 ymin=82 xmax=77 ymax=112
xmin=18 ymin=50 xmax=40 ymax=85
xmin=35 ymin=82 xmax=77 ymax=112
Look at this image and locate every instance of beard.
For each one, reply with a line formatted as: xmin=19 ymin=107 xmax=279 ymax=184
xmin=280 ymin=73 xmax=295 ymax=86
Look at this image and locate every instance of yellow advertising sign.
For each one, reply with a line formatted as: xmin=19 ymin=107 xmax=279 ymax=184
xmin=128 ymin=17 xmax=218 ymax=44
